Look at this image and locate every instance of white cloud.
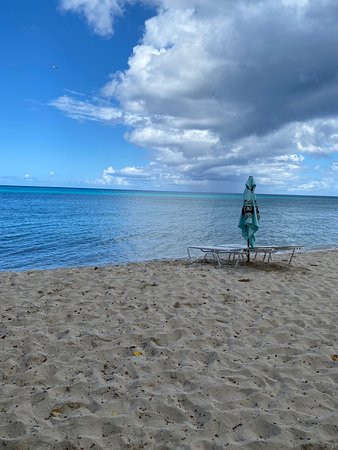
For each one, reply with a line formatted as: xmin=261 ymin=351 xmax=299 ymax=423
xmin=127 ymin=127 xmax=220 ymax=159
xmin=295 ymin=120 xmax=338 ymax=154
xmin=58 ymin=0 xmax=126 ymax=36
xmin=50 ymin=95 xmax=122 ymax=122
xmin=276 ymin=154 xmax=304 ymax=163
xmin=97 ymin=166 xmax=120 ymax=185
xmin=95 ymin=165 xmax=148 ymax=186
xmin=64 ymin=88 xmax=85 ymax=97
xmin=119 ymin=166 xmax=144 ymax=175
xmin=296 ymin=180 xmax=330 ymax=191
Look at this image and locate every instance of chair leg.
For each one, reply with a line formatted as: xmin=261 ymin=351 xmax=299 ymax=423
xmin=288 ymin=249 xmax=295 ymax=264
xmin=235 ymin=252 xmax=244 ymax=268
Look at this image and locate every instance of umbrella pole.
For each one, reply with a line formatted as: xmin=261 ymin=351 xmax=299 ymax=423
xmin=247 ymin=239 xmax=250 ymax=263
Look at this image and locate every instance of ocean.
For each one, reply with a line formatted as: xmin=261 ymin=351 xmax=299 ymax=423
xmin=1 ymin=185 xmax=338 ymax=271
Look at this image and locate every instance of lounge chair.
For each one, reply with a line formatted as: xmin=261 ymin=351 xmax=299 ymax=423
xmin=244 ymin=245 xmax=303 ymax=264
xmin=187 ymin=244 xmax=302 ymax=267
xmin=187 ymin=245 xmax=245 ymax=267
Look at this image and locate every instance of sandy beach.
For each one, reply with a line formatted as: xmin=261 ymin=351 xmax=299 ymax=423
xmin=0 ymin=250 xmax=337 ymax=449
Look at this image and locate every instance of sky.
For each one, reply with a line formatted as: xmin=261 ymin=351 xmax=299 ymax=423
xmin=1 ymin=0 xmax=338 ymax=195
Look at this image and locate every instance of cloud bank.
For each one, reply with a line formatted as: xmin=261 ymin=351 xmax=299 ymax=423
xmin=55 ymin=0 xmax=338 ymax=192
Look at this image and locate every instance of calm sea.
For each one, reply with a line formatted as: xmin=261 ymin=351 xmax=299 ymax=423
xmin=1 ymin=185 xmax=338 ymax=271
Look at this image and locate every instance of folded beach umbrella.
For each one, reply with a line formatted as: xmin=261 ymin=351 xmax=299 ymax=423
xmin=238 ymin=176 xmax=260 ymax=255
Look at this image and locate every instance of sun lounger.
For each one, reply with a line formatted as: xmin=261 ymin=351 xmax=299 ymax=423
xmin=187 ymin=245 xmax=244 ymax=267
xmin=187 ymin=244 xmax=302 ymax=267
xmin=243 ymin=245 xmax=303 ymax=264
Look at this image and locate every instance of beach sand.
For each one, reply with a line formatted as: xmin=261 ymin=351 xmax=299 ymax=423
xmin=0 ymin=251 xmax=337 ymax=449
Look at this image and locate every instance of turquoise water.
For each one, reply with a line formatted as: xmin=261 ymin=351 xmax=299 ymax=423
xmin=1 ymin=185 xmax=338 ymax=271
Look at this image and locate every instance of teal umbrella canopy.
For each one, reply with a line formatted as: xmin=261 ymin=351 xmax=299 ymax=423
xmin=238 ymin=176 xmax=260 ymax=248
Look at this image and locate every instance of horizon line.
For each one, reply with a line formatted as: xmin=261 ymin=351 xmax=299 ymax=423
xmin=1 ymin=183 xmax=338 ymax=199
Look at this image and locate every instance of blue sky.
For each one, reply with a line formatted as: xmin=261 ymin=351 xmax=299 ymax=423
xmin=0 ymin=0 xmax=153 ymax=186
xmin=1 ymin=0 xmax=338 ymax=194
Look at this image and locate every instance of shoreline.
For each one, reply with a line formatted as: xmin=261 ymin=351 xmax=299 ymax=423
xmin=1 ymin=250 xmax=337 ymax=448
xmin=2 ymin=247 xmax=338 ymax=274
